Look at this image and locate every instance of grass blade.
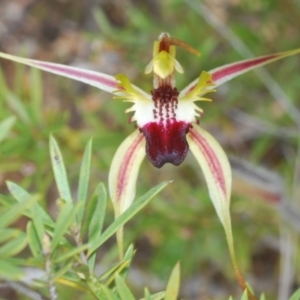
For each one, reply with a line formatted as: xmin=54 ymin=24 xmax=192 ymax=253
xmin=87 ymin=276 xmax=110 ymax=300
xmin=82 ymin=183 xmax=107 ymax=236
xmin=0 ymin=197 xmax=36 ymax=228
xmin=98 ymin=261 xmax=129 ymax=282
xmin=51 ymin=202 xmax=82 ymax=251
xmin=77 ymin=138 xmax=92 ymax=224
xmin=144 ymin=288 xmax=152 ymax=300
xmin=120 ymin=244 xmax=134 ymax=280
xmin=6 ymin=91 xmax=31 ymax=125
xmin=31 ymin=197 xmax=45 ymax=247
xmin=87 ymin=183 xmax=107 ymax=272
xmin=49 ymin=134 xmax=72 ymax=203
xmin=27 ymin=221 xmax=42 ymax=257
xmin=164 ymin=262 xmax=180 ymax=300
xmin=141 ymin=291 xmax=165 ymax=300
xmin=0 ymin=228 xmax=22 ymax=243
xmin=100 ymin=284 xmax=119 ymax=300
xmin=290 ymin=288 xmax=300 ymax=300
xmin=29 ymin=68 xmax=43 ymax=126
xmin=52 ymin=260 xmax=74 ymax=281
xmin=88 ymin=181 xmax=169 ymax=256
xmin=53 ymin=244 xmax=89 ymax=263
xmin=115 ymin=274 xmax=135 ymax=300
xmin=6 ymin=181 xmax=54 ymax=227
xmin=0 ymin=116 xmax=15 ymax=143
xmin=0 ymin=260 xmax=24 ymax=280
xmin=0 ymin=234 xmax=27 ymax=258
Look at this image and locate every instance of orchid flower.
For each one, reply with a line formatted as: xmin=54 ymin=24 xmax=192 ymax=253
xmin=0 ymin=34 xmax=299 ymax=267
xmin=1 ymin=33 xmax=299 ymax=217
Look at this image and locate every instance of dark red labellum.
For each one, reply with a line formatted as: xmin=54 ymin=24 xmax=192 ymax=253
xmin=141 ymin=121 xmax=190 ymax=168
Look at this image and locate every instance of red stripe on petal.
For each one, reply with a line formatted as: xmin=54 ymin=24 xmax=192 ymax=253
xmin=116 ymin=133 xmax=145 ymax=201
xmin=211 ymin=54 xmax=278 ymax=82
xmin=179 ymin=53 xmax=285 ymax=97
xmin=33 ymin=61 xmax=118 ymax=89
xmin=189 ymin=127 xmax=227 ymax=196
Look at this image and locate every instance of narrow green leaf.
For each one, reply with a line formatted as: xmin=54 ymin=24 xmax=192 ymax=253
xmin=51 ymin=202 xmax=82 ymax=251
xmin=146 ymin=292 xmax=165 ymax=300
xmin=0 ymin=260 xmax=24 ymax=280
xmin=144 ymin=288 xmax=152 ymax=300
xmin=87 ymin=183 xmax=107 ymax=272
xmin=49 ymin=134 xmax=72 ymax=203
xmin=241 ymin=290 xmax=249 ymax=300
xmin=77 ymin=138 xmax=92 ymax=224
xmin=140 ymin=291 xmax=167 ymax=300
xmin=100 ymin=284 xmax=119 ymax=300
xmin=87 ymin=275 xmax=109 ymax=300
xmin=105 ymin=261 xmax=130 ymax=287
xmin=72 ymin=264 xmax=89 ymax=279
xmin=6 ymin=91 xmax=31 ymax=125
xmin=52 ymin=244 xmax=89 ymax=263
xmin=30 ymin=68 xmax=43 ymax=125
xmin=89 ymin=181 xmax=169 ymax=255
xmin=55 ymin=276 xmax=90 ymax=293
xmin=0 ymin=65 xmax=29 ymax=123
xmin=6 ymin=181 xmax=54 ymax=227
xmin=0 ymin=194 xmax=12 ymax=207
xmin=27 ymin=221 xmax=42 ymax=257
xmin=0 ymin=116 xmax=16 ymax=143
xmin=98 ymin=261 xmax=129 ymax=282
xmin=6 ymin=181 xmax=32 ymax=203
xmin=81 ymin=194 xmax=96 ymax=237
xmin=165 ymin=262 xmax=180 ymax=300
xmin=0 ymin=228 xmax=22 ymax=243
xmin=290 ymin=287 xmax=300 ymax=300
xmin=82 ymin=183 xmax=107 ymax=237
xmin=93 ymin=10 xmax=114 ymax=38
xmin=52 ymin=260 xmax=74 ymax=281
xmin=13 ymin=59 xmax=26 ymax=97
xmin=115 ymin=274 xmax=135 ymax=300
xmin=120 ymin=244 xmax=134 ymax=280
xmin=259 ymin=293 xmax=266 ymax=300
xmin=0 ymin=234 xmax=27 ymax=257
xmin=0 ymin=197 xmax=36 ymax=228
xmin=0 ymin=67 xmax=9 ymax=96
xmin=31 ymin=197 xmax=45 ymax=246
xmin=89 ymin=183 xmax=107 ymax=234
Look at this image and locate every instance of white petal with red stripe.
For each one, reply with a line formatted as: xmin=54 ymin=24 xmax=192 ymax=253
xmin=181 ymin=48 xmax=300 ymax=96
xmin=187 ymin=123 xmax=231 ymax=226
xmin=108 ymin=130 xmax=146 ymax=214
xmin=0 ymin=52 xmax=144 ymax=94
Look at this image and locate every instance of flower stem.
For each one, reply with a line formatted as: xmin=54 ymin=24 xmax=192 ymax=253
xmin=224 ymin=216 xmax=258 ymax=300
xmin=116 ymin=226 xmax=124 ymax=260
xmin=115 ymin=207 xmax=124 ymax=260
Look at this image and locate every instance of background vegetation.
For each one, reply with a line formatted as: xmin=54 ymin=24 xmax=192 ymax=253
xmin=0 ymin=0 xmax=300 ymax=299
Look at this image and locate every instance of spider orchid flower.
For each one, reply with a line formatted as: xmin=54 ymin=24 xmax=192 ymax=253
xmin=0 ymin=33 xmax=299 ymax=230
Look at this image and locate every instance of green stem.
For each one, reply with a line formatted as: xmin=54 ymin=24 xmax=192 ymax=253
xmin=115 ymin=206 xmax=124 ymax=260
xmin=223 ymin=211 xmax=258 ymax=300
xmin=116 ymin=226 xmax=124 ymax=260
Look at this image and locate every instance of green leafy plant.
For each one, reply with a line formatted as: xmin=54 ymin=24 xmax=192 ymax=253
xmin=0 ymin=135 xmax=177 ymax=299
